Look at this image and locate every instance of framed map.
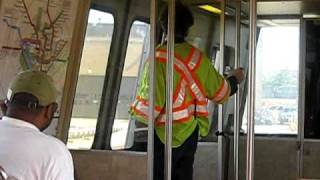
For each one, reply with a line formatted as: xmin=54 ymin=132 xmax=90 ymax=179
xmin=0 ymin=0 xmax=79 ymax=107
xmin=0 ymin=0 xmax=81 ymax=135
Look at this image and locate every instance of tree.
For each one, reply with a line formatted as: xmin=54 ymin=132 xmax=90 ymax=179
xmin=262 ymin=70 xmax=298 ymax=98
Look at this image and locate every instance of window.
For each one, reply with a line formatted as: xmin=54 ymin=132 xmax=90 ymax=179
xmin=67 ymin=10 xmax=114 ymax=149
xmin=242 ymin=25 xmax=300 ymax=135
xmin=111 ymin=21 xmax=150 ymax=150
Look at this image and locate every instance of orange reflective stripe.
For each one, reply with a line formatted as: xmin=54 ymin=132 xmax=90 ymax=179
xmin=157 ymin=48 xmax=181 ymax=58
xmin=153 ymin=48 xmax=210 ymax=126
xmin=173 ymin=79 xmax=187 ymax=108
xmin=156 ymin=50 xmax=204 ymax=100
xmin=192 ymin=52 xmax=202 ymax=71
xmin=156 ymin=50 xmax=206 ymax=101
xmin=193 ymin=104 xmax=208 ymax=114
xmin=171 ymin=100 xmax=206 ymax=111
xmin=173 ymin=67 xmax=196 ymax=99
xmin=157 ymin=48 xmax=201 ymax=71
xmin=176 ymin=55 xmax=204 ymax=98
xmin=212 ymin=79 xmax=229 ymax=102
xmin=136 ymin=96 xmax=162 ymax=111
xmin=156 ymin=103 xmax=208 ymax=124
xmin=156 ymin=116 xmax=191 ymax=126
xmin=188 ymin=48 xmax=201 ymax=70
xmin=156 ymin=110 xmax=209 ymax=126
xmin=157 ymin=111 xmax=190 ymax=124
xmin=132 ymin=98 xmax=162 ymax=119
xmin=186 ymin=47 xmax=196 ymax=64
xmin=156 ymin=111 xmax=208 ymax=125
xmin=174 ymin=61 xmax=205 ymax=100
xmin=131 ymin=106 xmax=148 ymax=119
xmin=136 ymin=96 xmax=148 ymax=103
xmin=173 ymin=78 xmax=183 ymax=106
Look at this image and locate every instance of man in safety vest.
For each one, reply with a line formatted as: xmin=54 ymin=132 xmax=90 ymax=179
xmin=130 ymin=3 xmax=244 ymax=180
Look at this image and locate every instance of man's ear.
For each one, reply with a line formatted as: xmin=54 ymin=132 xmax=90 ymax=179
xmin=0 ymin=100 xmax=8 ymax=115
xmin=44 ymin=102 xmax=58 ymax=119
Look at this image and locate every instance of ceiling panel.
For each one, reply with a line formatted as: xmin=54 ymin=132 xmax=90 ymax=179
xmin=257 ymin=1 xmax=302 ymax=15
xmin=257 ymin=0 xmax=320 ymax=15
xmin=185 ymin=0 xmax=320 ymax=16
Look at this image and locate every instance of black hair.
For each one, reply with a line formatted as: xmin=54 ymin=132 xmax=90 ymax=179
xmin=160 ymin=2 xmax=194 ymax=40
xmin=7 ymin=93 xmax=43 ymax=114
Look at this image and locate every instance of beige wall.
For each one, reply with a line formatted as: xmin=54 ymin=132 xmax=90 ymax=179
xmin=72 ymin=140 xmax=320 ymax=180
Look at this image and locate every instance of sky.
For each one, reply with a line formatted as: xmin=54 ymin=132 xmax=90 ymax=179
xmin=88 ymin=9 xmax=114 ymax=24
xmin=256 ymin=26 xmax=300 ymax=76
xmin=87 ymin=9 xmax=146 ymax=25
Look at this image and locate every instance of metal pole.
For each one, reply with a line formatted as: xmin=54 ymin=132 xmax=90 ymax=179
xmin=234 ymin=1 xmax=241 ymax=180
xmin=147 ymin=0 xmax=157 ymax=179
xmin=165 ymin=0 xmax=175 ymax=179
xmin=217 ymin=0 xmax=226 ymax=179
xmin=298 ymin=19 xmax=306 ymax=179
xmin=246 ymin=0 xmax=257 ymax=179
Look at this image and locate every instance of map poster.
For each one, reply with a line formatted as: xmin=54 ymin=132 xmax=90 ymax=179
xmin=0 ymin=0 xmax=79 ymax=115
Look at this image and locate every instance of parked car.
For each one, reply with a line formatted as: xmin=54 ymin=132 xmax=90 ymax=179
xmin=255 ymin=109 xmax=273 ymax=125
xmin=279 ymin=107 xmax=297 ymax=124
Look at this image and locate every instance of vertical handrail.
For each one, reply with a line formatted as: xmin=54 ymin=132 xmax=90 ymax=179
xmin=147 ymin=0 xmax=157 ymax=179
xmin=217 ymin=0 xmax=226 ymax=179
xmin=246 ymin=0 xmax=257 ymax=180
xmin=234 ymin=1 xmax=241 ymax=180
xmin=297 ymin=19 xmax=306 ymax=179
xmin=165 ymin=0 xmax=175 ymax=180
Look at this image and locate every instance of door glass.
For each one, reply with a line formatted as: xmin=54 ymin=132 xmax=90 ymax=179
xmin=242 ymin=24 xmax=300 ymax=134
xmin=304 ymin=20 xmax=320 ymax=138
xmin=111 ymin=21 xmax=150 ymax=150
xmin=67 ymin=10 xmax=114 ymax=149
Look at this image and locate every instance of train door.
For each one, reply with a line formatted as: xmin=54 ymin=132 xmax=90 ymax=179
xmin=111 ymin=20 xmax=150 ymax=150
xmin=298 ymin=17 xmax=320 ymax=180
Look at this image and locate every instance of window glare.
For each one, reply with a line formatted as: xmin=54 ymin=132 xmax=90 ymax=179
xmin=242 ymin=25 xmax=299 ymax=135
xmin=88 ymin=9 xmax=114 ymax=24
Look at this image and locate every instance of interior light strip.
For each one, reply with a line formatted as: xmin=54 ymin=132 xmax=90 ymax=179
xmin=198 ymin=5 xmax=221 ymax=15
xmin=303 ymin=14 xmax=320 ymax=19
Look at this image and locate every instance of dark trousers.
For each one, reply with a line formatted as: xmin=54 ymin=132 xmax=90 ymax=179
xmin=154 ymin=126 xmax=199 ymax=180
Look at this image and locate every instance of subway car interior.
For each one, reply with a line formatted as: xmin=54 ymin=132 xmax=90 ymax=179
xmin=0 ymin=0 xmax=320 ymax=179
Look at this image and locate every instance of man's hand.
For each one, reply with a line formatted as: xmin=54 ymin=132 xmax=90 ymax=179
xmin=231 ymin=68 xmax=245 ymax=83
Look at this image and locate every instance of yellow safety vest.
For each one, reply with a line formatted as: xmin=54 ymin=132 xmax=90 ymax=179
xmin=130 ymin=42 xmax=230 ymax=147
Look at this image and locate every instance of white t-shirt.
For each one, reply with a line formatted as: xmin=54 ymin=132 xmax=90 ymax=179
xmin=0 ymin=117 xmax=74 ymax=180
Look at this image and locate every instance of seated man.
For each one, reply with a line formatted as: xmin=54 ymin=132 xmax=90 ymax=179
xmin=0 ymin=70 xmax=74 ymax=180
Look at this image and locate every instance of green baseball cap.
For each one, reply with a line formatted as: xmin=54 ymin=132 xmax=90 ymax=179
xmin=7 ymin=70 xmax=58 ymax=106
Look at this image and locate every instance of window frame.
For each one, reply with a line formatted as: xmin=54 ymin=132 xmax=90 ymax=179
xmin=66 ymin=8 xmax=116 ymax=150
xmin=110 ymin=18 xmax=151 ymax=150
